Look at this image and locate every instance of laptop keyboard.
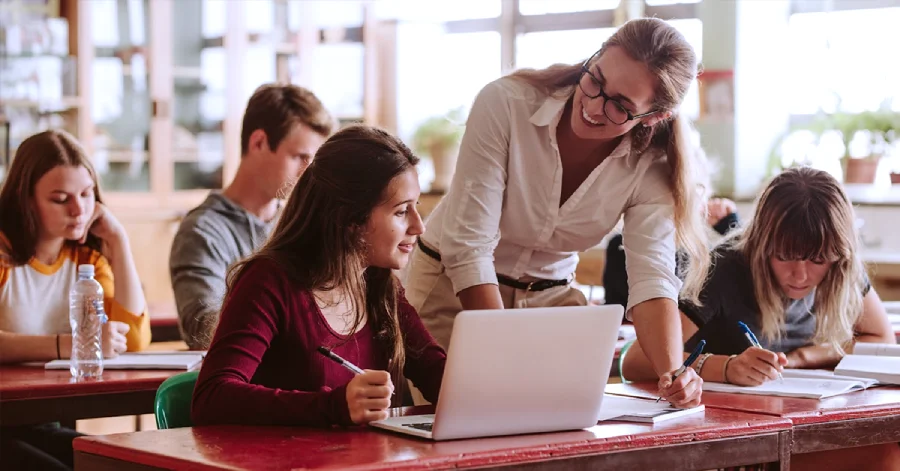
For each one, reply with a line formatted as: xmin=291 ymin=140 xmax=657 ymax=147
xmin=404 ymin=422 xmax=433 ymax=432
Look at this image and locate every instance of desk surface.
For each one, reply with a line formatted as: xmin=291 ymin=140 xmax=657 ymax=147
xmin=0 ymin=364 xmax=179 ymax=426
xmin=607 ymin=382 xmax=900 ymax=455
xmin=0 ymin=364 xmax=178 ymax=401
xmin=606 ymin=382 xmax=900 ymax=425
xmin=74 ymin=406 xmax=791 ymax=471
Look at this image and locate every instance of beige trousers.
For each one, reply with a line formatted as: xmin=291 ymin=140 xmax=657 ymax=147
xmin=402 ymin=246 xmax=587 ymax=404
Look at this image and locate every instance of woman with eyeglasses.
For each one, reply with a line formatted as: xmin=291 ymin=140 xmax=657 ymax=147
xmin=403 ymin=18 xmax=709 ymax=408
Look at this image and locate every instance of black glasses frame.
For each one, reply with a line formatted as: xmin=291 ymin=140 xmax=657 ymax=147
xmin=579 ymin=56 xmax=659 ymax=125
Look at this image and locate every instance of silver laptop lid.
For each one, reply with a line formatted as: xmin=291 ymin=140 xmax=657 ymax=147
xmin=431 ymin=304 xmax=622 ymax=440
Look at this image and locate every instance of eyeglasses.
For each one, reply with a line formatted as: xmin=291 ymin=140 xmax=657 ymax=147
xmin=578 ymin=62 xmax=659 ymax=125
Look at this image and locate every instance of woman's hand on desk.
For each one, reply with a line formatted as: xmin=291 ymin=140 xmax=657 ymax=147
xmin=657 ymin=368 xmax=703 ymax=409
xmin=102 ymin=321 xmax=130 ymax=358
xmin=725 ymin=347 xmax=787 ymax=386
xmin=346 ymin=370 xmax=395 ymax=424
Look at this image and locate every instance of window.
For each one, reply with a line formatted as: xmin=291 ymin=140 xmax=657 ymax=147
xmin=519 ymin=0 xmax=618 ymax=16
xmin=787 ymin=7 xmax=900 ymax=115
xmin=515 ymin=28 xmax=615 ymax=70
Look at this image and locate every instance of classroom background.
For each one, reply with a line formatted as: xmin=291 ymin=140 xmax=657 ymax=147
xmin=2 ymin=0 xmax=900 ymax=440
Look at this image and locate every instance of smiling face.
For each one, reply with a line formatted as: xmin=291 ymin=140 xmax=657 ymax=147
xmin=362 ymin=168 xmax=424 ymax=270
xmin=33 ymin=165 xmax=96 ymax=242
xmin=569 ymin=46 xmax=664 ymax=141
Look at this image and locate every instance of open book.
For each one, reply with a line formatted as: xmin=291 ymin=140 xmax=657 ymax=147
xmin=703 ymin=376 xmax=870 ymax=399
xmin=597 ymin=394 xmax=705 ymax=423
xmin=45 ymin=351 xmax=203 ymax=371
xmin=834 ymin=343 xmax=900 ymax=385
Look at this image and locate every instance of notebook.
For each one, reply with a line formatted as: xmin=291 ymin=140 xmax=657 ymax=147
xmin=597 ymin=394 xmax=705 ymax=424
xmin=780 ymin=368 xmax=879 ymax=387
xmin=833 ymin=343 xmax=900 ymax=385
xmin=45 ymin=352 xmax=203 ymax=371
xmin=702 ymin=377 xmax=870 ymax=399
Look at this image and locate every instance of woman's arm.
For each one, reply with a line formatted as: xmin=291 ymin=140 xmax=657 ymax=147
xmin=437 ymin=81 xmax=511 ymax=308
xmin=622 ymin=310 xmax=699 ymax=381
xmin=0 ymin=331 xmax=72 ymax=364
xmin=787 ymin=288 xmax=896 ymax=369
xmin=191 ymin=262 xmax=352 ymax=427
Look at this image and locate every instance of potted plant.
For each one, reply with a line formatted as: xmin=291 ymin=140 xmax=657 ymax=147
xmin=411 ymin=107 xmax=466 ymax=193
xmin=767 ymin=109 xmax=900 ymax=185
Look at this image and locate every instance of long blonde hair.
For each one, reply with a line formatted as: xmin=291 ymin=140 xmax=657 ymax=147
xmin=733 ymin=167 xmax=864 ymax=351
xmin=508 ymin=17 xmax=709 ymax=301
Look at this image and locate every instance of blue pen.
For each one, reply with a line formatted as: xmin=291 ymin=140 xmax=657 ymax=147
xmin=657 ymin=339 xmax=706 ymax=403
xmin=737 ymin=321 xmax=784 ymax=383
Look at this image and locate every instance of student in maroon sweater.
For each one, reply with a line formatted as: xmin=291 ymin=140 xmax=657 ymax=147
xmin=192 ymin=125 xmax=446 ymax=427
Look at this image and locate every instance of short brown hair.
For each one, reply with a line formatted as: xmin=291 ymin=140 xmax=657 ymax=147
xmin=240 ymin=84 xmax=334 ymax=156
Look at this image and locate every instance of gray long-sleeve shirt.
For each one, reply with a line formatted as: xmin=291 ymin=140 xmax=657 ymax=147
xmin=169 ymin=193 xmax=275 ymax=349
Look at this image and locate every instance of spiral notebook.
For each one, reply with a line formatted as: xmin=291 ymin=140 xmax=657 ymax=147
xmin=45 ymin=352 xmax=203 ymax=371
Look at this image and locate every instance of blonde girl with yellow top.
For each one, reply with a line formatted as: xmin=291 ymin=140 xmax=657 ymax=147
xmin=0 ymin=130 xmax=152 ymax=470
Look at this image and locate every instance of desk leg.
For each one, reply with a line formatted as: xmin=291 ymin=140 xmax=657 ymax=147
xmin=776 ymin=429 xmax=791 ymax=471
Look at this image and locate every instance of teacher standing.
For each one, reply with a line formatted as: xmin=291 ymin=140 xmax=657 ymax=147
xmin=404 ymin=18 xmax=709 ymax=407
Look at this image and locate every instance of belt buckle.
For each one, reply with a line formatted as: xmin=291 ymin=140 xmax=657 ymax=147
xmin=525 ymin=280 xmax=537 ymax=292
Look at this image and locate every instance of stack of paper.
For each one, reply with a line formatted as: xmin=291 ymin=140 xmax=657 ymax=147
xmin=45 ymin=351 xmax=204 ymax=371
xmin=597 ymin=394 xmax=705 ymax=423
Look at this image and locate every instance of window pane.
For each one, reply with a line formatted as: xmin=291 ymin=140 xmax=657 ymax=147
xmin=202 ymin=0 xmax=227 ymax=39
xmin=646 ymin=0 xmax=700 ymax=5
xmin=174 ymin=0 xmax=224 ymax=191
xmin=515 ymin=29 xmax=615 ymax=70
xmin=519 ymin=0 xmax=618 ymax=15
xmin=668 ymin=19 xmax=703 ymax=120
xmin=91 ymin=1 xmax=151 ymax=193
xmin=788 ymin=7 xmax=900 ymax=114
xmin=301 ymin=43 xmax=365 ymax=121
xmin=377 ymin=0 xmax=501 ymax=22
xmin=288 ymin=0 xmax=364 ymax=30
xmin=396 ymin=26 xmax=501 ymax=190
xmin=245 ymin=0 xmax=275 ymax=34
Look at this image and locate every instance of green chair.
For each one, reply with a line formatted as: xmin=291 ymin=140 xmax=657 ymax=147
xmin=154 ymin=370 xmax=200 ymax=430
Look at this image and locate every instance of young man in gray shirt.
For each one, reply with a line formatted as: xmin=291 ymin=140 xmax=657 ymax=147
xmin=170 ymin=84 xmax=334 ymax=349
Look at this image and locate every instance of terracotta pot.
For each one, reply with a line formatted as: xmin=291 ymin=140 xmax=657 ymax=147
xmin=429 ymin=143 xmax=459 ymax=193
xmin=843 ymin=158 xmax=879 ymax=184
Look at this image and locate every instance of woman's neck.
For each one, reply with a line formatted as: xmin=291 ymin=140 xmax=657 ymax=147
xmin=557 ymin=100 xmax=622 ymax=163
xmin=33 ymin=237 xmax=66 ymax=265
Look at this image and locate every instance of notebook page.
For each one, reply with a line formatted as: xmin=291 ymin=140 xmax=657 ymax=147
xmin=781 ymin=369 xmax=879 ymax=387
xmin=703 ymin=377 xmax=867 ymax=399
xmin=852 ymin=343 xmax=900 ymax=357
xmin=835 ymin=355 xmax=900 ymax=385
xmin=45 ymin=353 xmax=203 ymax=370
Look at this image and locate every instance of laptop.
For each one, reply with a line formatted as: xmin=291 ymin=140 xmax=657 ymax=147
xmin=371 ymin=304 xmax=623 ymax=441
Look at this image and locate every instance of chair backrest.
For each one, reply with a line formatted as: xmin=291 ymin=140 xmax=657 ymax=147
xmin=154 ymin=370 xmax=200 ymax=429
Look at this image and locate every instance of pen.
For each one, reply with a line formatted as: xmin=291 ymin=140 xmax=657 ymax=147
xmin=317 ymin=346 xmax=365 ymax=375
xmin=737 ymin=321 xmax=784 ymax=383
xmin=657 ymin=339 xmax=706 ymax=403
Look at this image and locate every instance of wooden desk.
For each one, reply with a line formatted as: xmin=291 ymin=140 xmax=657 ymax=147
xmin=608 ymin=382 xmax=900 ymax=455
xmin=73 ymin=406 xmax=791 ymax=470
xmin=0 ymin=365 xmax=179 ymax=426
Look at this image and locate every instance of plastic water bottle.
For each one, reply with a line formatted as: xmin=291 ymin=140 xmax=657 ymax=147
xmin=69 ymin=264 xmax=107 ymax=379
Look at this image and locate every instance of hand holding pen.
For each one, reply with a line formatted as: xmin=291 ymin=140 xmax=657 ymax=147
xmin=656 ymin=340 xmax=706 ymax=407
xmin=727 ymin=322 xmax=788 ymax=386
xmin=317 ymin=346 xmax=395 ymax=424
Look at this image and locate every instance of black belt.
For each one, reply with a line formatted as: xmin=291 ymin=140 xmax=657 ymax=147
xmin=416 ymin=238 xmax=571 ymax=292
